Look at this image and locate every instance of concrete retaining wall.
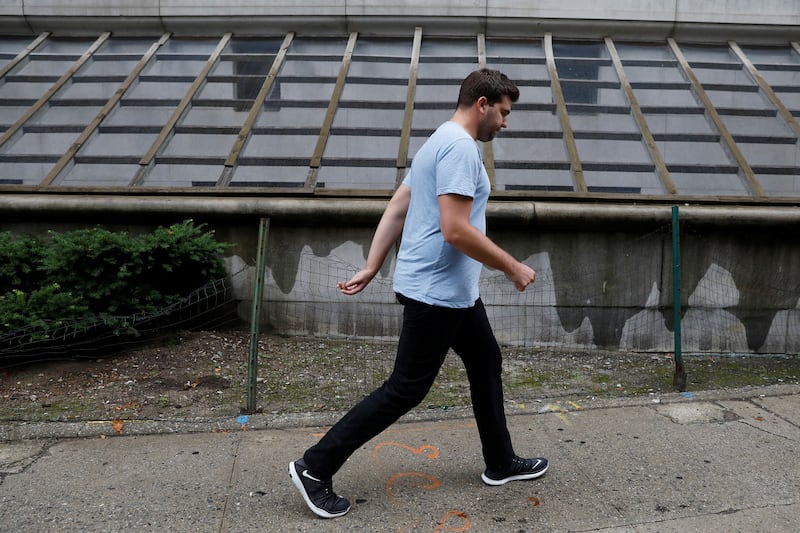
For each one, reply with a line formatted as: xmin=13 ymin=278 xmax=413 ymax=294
xmin=2 ymin=194 xmax=799 ymax=355
xmin=238 ymin=219 xmax=800 ymax=355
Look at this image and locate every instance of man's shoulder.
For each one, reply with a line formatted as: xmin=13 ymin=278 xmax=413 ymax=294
xmin=433 ymin=121 xmax=471 ymax=140
xmin=431 ymin=123 xmax=477 ymax=153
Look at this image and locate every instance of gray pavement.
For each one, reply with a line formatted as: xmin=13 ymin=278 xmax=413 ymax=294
xmin=1 ymin=385 xmax=799 ymax=532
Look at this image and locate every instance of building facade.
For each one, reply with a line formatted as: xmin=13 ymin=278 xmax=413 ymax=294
xmin=1 ymin=1 xmax=799 ymax=354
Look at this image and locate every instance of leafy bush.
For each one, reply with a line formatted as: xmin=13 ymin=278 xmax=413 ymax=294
xmin=137 ymin=221 xmax=229 ymax=311
xmin=0 ymin=220 xmax=229 ymax=336
xmin=0 ymin=284 xmax=90 ymax=333
xmin=0 ymin=232 xmax=46 ymax=292
xmin=40 ymin=226 xmax=143 ymax=315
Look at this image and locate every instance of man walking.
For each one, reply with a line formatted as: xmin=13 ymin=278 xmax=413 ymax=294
xmin=289 ymin=68 xmax=548 ymax=519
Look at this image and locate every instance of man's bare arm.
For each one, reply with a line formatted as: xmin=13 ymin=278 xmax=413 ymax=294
xmin=337 ymin=184 xmax=411 ymax=295
xmin=438 ymin=193 xmax=535 ymax=291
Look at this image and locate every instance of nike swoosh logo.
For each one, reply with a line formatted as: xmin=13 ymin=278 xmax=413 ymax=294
xmin=302 ymin=469 xmax=322 ymax=482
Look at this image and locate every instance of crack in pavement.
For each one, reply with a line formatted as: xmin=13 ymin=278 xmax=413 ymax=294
xmin=0 ymin=439 xmax=55 ymax=485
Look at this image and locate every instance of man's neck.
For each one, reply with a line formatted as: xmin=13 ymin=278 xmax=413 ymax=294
xmin=449 ymin=109 xmax=478 ymax=140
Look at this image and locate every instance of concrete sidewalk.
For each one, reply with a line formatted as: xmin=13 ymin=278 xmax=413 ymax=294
xmin=1 ymin=386 xmax=799 ymax=532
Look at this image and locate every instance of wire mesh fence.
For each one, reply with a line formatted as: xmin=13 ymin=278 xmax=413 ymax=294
xmin=2 ymin=217 xmax=800 ymax=417
xmin=262 ymin=226 xmax=675 ymax=351
xmin=0 ymin=278 xmax=240 ymax=369
xmin=248 ymin=219 xmax=800 ymax=409
xmin=678 ymin=224 xmax=800 ymax=356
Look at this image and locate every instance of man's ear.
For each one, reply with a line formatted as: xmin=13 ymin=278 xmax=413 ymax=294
xmin=477 ymin=96 xmax=488 ymax=113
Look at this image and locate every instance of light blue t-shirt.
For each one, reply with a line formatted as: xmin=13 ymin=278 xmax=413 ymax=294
xmin=393 ymin=121 xmax=490 ymax=308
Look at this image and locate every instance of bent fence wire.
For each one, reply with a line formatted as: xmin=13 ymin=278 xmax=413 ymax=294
xmin=0 ymin=278 xmax=239 ymax=368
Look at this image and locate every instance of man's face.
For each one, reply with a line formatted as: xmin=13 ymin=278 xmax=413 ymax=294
xmin=476 ymin=95 xmax=512 ymax=142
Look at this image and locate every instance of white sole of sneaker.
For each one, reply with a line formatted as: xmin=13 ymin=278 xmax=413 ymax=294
xmin=481 ymin=461 xmax=549 ymax=486
xmin=288 ymin=461 xmax=350 ymax=519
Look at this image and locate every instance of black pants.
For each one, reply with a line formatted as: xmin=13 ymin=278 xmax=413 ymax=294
xmin=303 ymin=295 xmax=515 ymax=478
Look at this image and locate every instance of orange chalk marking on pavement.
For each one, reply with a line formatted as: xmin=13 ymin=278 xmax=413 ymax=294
xmin=372 ymin=441 xmax=440 ymax=464
xmin=434 ymin=509 xmax=471 ymax=531
xmin=385 ymin=471 xmax=441 ymax=499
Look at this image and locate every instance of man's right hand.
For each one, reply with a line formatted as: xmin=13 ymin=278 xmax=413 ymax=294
xmin=507 ymin=262 xmax=536 ymax=292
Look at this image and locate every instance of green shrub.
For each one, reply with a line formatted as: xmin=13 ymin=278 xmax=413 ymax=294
xmin=138 ymin=220 xmax=228 ymax=311
xmin=0 ymin=232 xmax=46 ymax=293
xmin=0 ymin=284 xmax=91 ymax=333
xmin=40 ymin=226 xmax=143 ymax=315
xmin=0 ymin=220 xmax=229 ymax=336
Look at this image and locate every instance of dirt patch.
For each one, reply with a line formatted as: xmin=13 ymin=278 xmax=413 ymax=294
xmin=1 ymin=328 xmax=799 ymax=423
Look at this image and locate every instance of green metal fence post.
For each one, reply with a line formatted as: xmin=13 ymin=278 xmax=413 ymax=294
xmin=671 ymin=206 xmax=687 ymax=391
xmin=246 ymin=217 xmax=270 ymax=413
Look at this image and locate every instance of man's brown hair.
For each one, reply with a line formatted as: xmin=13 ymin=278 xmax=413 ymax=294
xmin=457 ymin=68 xmax=520 ymax=108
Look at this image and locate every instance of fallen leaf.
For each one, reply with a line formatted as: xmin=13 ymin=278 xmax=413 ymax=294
xmin=112 ymin=419 xmax=124 ymax=433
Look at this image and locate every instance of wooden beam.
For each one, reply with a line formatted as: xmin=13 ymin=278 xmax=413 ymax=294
xmin=395 ymin=27 xmax=422 ymax=187
xmin=218 ymin=32 xmax=295 ymax=186
xmin=668 ymin=38 xmax=765 ymax=198
xmin=0 ymin=32 xmax=110 ymax=150
xmin=130 ymin=33 xmax=232 ymax=186
xmin=0 ymin=32 xmax=49 ymax=81
xmin=729 ymin=40 xmax=800 ymax=139
xmin=544 ymin=33 xmax=586 ymax=193
xmin=605 ymin=37 xmax=677 ymax=194
xmin=41 ymin=33 xmax=172 ymax=186
xmin=305 ymin=32 xmax=358 ymax=190
xmin=477 ymin=33 xmax=497 ymax=191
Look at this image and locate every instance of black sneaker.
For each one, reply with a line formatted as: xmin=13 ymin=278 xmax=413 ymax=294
xmin=481 ymin=456 xmax=549 ymax=486
xmin=289 ymin=459 xmax=351 ymax=518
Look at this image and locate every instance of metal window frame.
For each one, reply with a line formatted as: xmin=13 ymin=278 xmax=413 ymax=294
xmin=605 ymin=37 xmax=676 ymax=195
xmin=217 ymin=31 xmax=295 ymax=187
xmin=0 ymin=32 xmax=50 ymax=81
xmin=0 ymin=33 xmax=797 ymax=203
xmin=129 ymin=33 xmax=232 ymax=186
xmin=729 ymin=41 xmax=800 ymax=140
xmin=395 ymin=27 xmax=422 ymax=187
xmin=0 ymin=32 xmax=111 ymax=150
xmin=544 ymin=32 xmax=586 ymax=193
xmin=668 ymin=38 xmax=765 ymax=198
xmin=304 ymin=32 xmax=358 ymax=191
xmin=41 ymin=33 xmax=171 ymax=186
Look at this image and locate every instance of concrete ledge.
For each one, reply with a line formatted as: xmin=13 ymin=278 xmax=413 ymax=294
xmin=0 ymin=0 xmax=796 ymax=38
xmin=2 ymin=193 xmax=799 ymax=230
xmin=21 ymin=0 xmax=161 ymax=17
xmin=486 ymin=0 xmax=678 ymax=22
xmin=22 ymin=16 xmax=166 ymax=36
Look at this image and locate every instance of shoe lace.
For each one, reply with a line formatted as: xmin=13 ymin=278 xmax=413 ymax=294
xmin=512 ymin=456 xmax=534 ymax=472
xmin=312 ymin=478 xmax=341 ymax=507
